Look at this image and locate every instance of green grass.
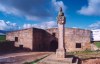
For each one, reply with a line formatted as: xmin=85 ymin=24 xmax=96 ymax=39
xmin=68 ymin=50 xmax=100 ymax=59
xmin=0 ymin=35 xmax=6 ymax=41
xmin=94 ymin=42 xmax=100 ymax=48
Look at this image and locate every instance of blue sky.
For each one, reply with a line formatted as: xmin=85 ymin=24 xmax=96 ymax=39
xmin=0 ymin=0 xmax=100 ymax=31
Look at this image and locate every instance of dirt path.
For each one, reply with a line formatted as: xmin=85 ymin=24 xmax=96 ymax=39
xmin=82 ymin=58 xmax=100 ymax=64
xmin=0 ymin=52 xmax=53 ymax=64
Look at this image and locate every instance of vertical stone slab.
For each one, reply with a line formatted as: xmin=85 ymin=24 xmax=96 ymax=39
xmin=56 ymin=7 xmax=66 ymax=58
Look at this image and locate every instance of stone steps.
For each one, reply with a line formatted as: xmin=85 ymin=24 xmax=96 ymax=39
xmin=37 ymin=54 xmax=78 ymax=64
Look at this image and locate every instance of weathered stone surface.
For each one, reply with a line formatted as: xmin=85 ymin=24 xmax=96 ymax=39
xmin=6 ymin=28 xmax=91 ymax=52
xmin=56 ymin=49 xmax=66 ymax=58
xmin=56 ymin=7 xmax=66 ymax=58
xmin=65 ymin=28 xmax=91 ymax=52
xmin=37 ymin=54 xmax=78 ymax=64
xmin=46 ymin=28 xmax=91 ymax=52
xmin=6 ymin=28 xmax=33 ymax=50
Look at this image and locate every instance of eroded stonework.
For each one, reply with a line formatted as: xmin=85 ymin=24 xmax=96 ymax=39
xmin=6 ymin=28 xmax=91 ymax=52
xmin=46 ymin=28 xmax=91 ymax=52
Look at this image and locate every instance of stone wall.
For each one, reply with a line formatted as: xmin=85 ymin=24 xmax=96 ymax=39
xmin=45 ymin=28 xmax=58 ymax=51
xmin=32 ymin=28 xmax=58 ymax=51
xmin=6 ymin=28 xmax=56 ymax=51
xmin=0 ymin=41 xmax=14 ymax=51
xmin=6 ymin=28 xmax=91 ymax=52
xmin=65 ymin=28 xmax=91 ymax=52
xmin=46 ymin=28 xmax=91 ymax=52
xmin=32 ymin=28 xmax=47 ymax=51
xmin=6 ymin=28 xmax=33 ymax=50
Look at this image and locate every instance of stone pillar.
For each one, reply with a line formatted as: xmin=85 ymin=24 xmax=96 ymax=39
xmin=58 ymin=24 xmax=64 ymax=49
xmin=56 ymin=7 xmax=66 ymax=58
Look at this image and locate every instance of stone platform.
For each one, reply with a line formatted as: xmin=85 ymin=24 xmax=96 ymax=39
xmin=37 ymin=54 xmax=78 ymax=64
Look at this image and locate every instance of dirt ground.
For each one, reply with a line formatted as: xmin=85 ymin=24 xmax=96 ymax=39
xmin=82 ymin=58 xmax=100 ymax=64
xmin=0 ymin=52 xmax=53 ymax=64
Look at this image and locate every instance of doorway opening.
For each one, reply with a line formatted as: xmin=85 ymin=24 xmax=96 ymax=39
xmin=50 ymin=40 xmax=58 ymax=52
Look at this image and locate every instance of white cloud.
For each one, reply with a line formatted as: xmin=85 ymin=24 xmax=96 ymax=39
xmin=26 ymin=16 xmax=40 ymax=21
xmin=0 ymin=20 xmax=19 ymax=31
xmin=23 ymin=24 xmax=33 ymax=29
xmin=0 ymin=0 xmax=56 ymax=21
xmin=23 ymin=21 xmax=57 ymax=29
xmin=52 ymin=0 xmax=66 ymax=11
xmin=0 ymin=4 xmax=21 ymax=16
xmin=0 ymin=0 xmax=66 ymax=21
xmin=0 ymin=20 xmax=57 ymax=31
xmin=0 ymin=4 xmax=36 ymax=21
xmin=78 ymin=0 xmax=100 ymax=16
xmin=72 ymin=27 xmax=78 ymax=28
xmin=88 ymin=21 xmax=100 ymax=29
xmin=0 ymin=4 xmax=41 ymax=21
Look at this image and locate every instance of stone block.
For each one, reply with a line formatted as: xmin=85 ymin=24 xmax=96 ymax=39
xmin=56 ymin=49 xmax=66 ymax=58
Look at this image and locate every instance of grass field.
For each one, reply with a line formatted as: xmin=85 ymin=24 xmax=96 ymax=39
xmin=94 ymin=42 xmax=100 ymax=48
xmin=68 ymin=50 xmax=100 ymax=59
xmin=0 ymin=35 xmax=6 ymax=41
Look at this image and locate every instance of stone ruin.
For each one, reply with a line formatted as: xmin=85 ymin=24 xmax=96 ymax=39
xmin=6 ymin=7 xmax=91 ymax=53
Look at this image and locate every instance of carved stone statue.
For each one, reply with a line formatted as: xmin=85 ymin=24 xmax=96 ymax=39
xmin=57 ymin=7 xmax=66 ymax=24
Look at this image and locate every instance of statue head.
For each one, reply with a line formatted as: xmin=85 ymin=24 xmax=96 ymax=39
xmin=60 ymin=7 xmax=62 ymax=12
xmin=57 ymin=7 xmax=66 ymax=24
xmin=58 ymin=7 xmax=64 ymax=16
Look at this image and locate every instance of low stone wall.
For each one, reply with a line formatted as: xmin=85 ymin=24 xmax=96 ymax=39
xmin=0 ymin=41 xmax=14 ymax=51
